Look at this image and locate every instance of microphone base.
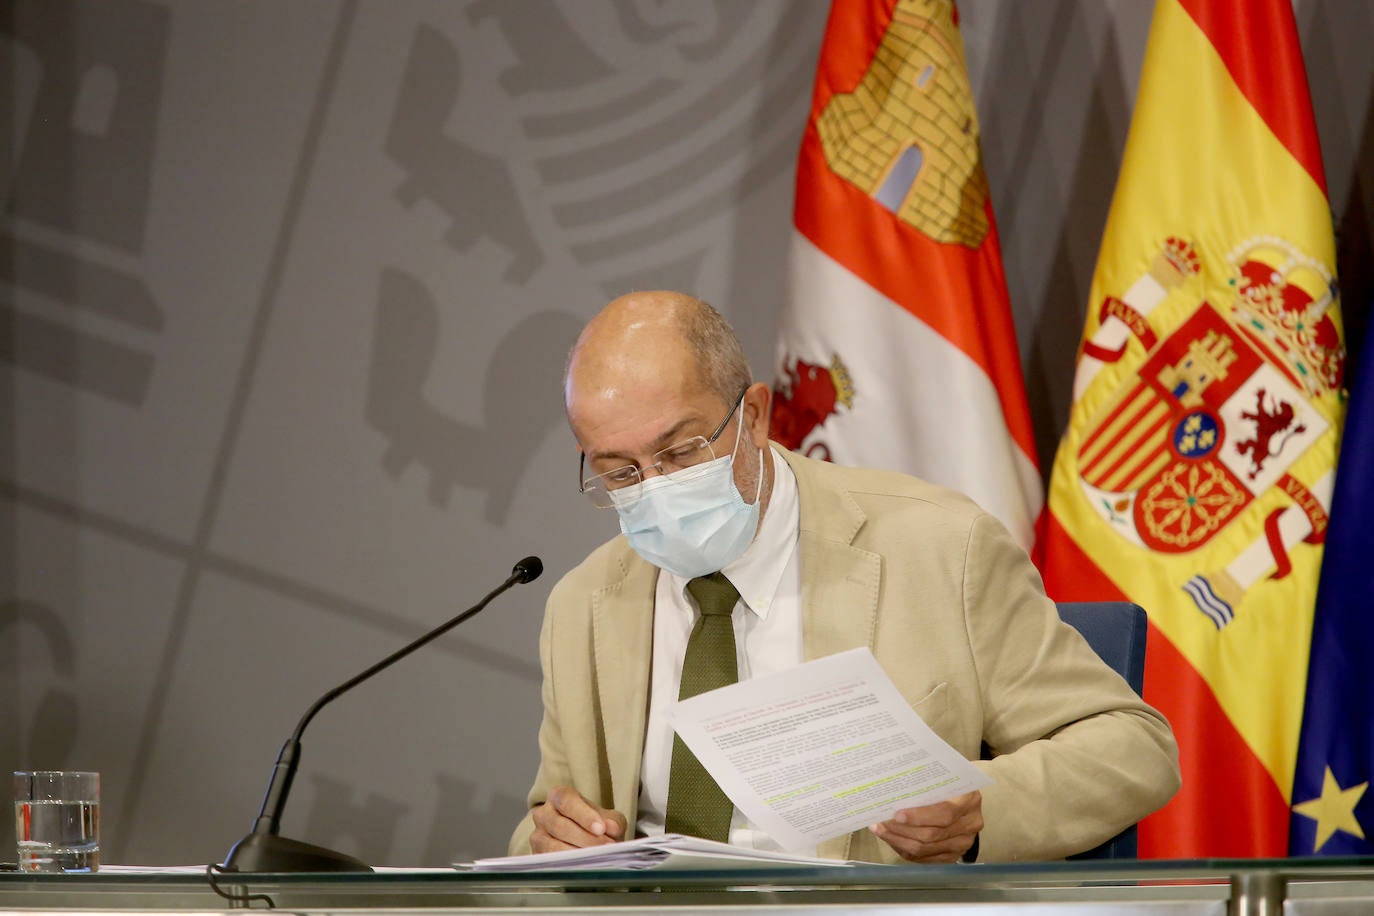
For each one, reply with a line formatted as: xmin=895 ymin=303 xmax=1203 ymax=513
xmin=223 ymin=831 xmax=372 ymax=873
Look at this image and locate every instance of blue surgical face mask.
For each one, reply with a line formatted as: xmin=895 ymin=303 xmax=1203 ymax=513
xmin=610 ymin=427 xmax=763 ymax=579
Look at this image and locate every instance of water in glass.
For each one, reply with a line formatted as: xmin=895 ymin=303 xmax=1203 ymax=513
xmin=15 ymin=799 xmax=100 ymax=872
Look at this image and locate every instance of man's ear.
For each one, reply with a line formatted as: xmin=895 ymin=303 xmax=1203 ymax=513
xmin=743 ymin=381 xmax=773 ymax=447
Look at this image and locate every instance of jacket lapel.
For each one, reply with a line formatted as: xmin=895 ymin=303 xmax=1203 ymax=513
xmin=592 ymin=549 xmax=657 ymax=822
xmin=781 ymin=449 xmax=882 ymax=659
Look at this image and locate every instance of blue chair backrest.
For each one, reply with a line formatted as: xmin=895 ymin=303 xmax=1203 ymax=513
xmin=1055 ymin=601 xmax=1149 ymax=860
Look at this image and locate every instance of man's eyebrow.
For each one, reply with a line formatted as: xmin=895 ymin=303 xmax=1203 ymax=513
xmin=588 ymin=416 xmax=700 ymax=464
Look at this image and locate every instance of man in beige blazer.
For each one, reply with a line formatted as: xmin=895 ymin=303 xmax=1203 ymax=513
xmin=510 ymin=292 xmax=1179 ymax=863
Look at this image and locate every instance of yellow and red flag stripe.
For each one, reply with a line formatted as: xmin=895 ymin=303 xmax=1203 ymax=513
xmin=1038 ymin=0 xmax=1345 ymax=856
xmin=771 ymin=0 xmax=1040 ymax=549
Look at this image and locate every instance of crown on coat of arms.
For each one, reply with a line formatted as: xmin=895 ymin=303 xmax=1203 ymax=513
xmin=1226 ymin=236 xmax=1344 ymax=397
xmin=1150 ymin=236 xmax=1202 ymax=290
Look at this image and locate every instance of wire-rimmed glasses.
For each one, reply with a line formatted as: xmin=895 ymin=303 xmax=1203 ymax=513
xmin=578 ymin=389 xmax=747 ymax=508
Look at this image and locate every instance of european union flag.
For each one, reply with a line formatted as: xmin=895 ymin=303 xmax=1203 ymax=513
xmin=1289 ymin=335 xmax=1374 ymax=855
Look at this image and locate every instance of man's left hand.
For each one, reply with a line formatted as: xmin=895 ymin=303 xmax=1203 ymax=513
xmin=869 ymin=790 xmax=983 ymax=863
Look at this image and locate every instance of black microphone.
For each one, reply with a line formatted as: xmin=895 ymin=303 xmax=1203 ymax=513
xmin=222 ymin=556 xmax=544 ymax=873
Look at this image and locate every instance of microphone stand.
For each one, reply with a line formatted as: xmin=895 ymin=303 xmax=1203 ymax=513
xmin=221 ymin=557 xmax=543 ymax=872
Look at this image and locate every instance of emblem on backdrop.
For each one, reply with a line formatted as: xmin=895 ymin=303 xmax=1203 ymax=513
xmin=1 ymin=0 xmax=170 ymax=406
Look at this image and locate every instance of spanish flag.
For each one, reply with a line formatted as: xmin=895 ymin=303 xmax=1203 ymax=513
xmin=1038 ymin=0 xmax=1346 ymax=856
xmin=771 ymin=0 xmax=1041 ymax=549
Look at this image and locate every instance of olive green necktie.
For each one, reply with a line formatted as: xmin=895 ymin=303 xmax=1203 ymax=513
xmin=664 ymin=572 xmax=741 ymax=841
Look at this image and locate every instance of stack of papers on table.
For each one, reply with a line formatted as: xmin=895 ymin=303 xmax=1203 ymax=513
xmin=466 ymin=834 xmax=852 ymax=872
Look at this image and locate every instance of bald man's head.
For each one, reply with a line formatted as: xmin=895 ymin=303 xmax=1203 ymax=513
xmin=564 ymin=292 xmax=751 ymax=417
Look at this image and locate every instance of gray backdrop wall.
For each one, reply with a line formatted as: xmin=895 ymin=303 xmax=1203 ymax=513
xmin=4 ymin=0 xmax=1372 ymax=866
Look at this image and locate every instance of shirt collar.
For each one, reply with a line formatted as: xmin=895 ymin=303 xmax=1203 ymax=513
xmin=666 ymin=444 xmax=800 ymax=619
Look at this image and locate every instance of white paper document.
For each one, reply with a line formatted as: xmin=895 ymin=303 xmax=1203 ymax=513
xmin=98 ymin=865 xmax=217 ymax=874
xmin=672 ymin=647 xmax=991 ymax=851
xmin=468 ymin=833 xmax=850 ymax=872
xmin=100 ymin=864 xmax=460 ymax=875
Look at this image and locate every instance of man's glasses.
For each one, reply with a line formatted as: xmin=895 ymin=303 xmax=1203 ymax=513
xmin=579 ymin=389 xmax=747 ymax=508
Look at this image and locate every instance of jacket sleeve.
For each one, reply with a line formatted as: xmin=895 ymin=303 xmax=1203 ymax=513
xmin=961 ymin=512 xmax=1180 ymax=861
xmin=508 ymin=589 xmax=566 ymax=855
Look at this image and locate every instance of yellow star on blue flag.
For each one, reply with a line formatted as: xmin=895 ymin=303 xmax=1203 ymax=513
xmin=1292 ymin=767 xmax=1367 ymax=852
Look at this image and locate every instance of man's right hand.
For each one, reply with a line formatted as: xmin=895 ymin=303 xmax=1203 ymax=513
xmin=529 ymin=785 xmax=627 ymax=853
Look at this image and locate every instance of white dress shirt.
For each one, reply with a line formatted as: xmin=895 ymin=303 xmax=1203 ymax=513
xmin=636 ymin=445 xmax=812 ymax=853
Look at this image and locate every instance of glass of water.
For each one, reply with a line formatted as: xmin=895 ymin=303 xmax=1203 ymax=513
xmin=14 ymin=771 xmax=100 ymax=873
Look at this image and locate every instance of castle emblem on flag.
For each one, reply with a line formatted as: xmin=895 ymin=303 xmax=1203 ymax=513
xmin=814 ymin=0 xmax=989 ymax=248
xmin=1073 ymin=236 xmax=1343 ymax=628
xmin=770 ymin=352 xmax=854 ymax=460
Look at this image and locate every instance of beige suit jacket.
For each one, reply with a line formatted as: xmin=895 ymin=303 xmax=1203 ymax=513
xmin=510 ymin=448 xmax=1179 ymax=862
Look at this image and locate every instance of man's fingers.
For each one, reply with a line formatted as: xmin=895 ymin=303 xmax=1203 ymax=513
xmin=892 ymin=792 xmax=982 ymax=827
xmin=528 ymin=828 xmax=578 ymax=855
xmin=601 ymin=809 xmax=628 ymax=840
xmin=548 ymin=785 xmax=627 ymax=840
xmin=871 ymin=791 xmax=983 ymax=863
xmin=873 ymin=821 xmax=976 ymax=852
xmin=870 ymin=821 xmax=975 ymax=862
xmin=889 ymin=793 xmax=983 ymax=834
xmin=532 ymin=806 xmax=614 ymax=848
xmin=879 ymin=821 xmax=975 ymax=845
xmin=882 ymin=809 xmax=982 ymax=841
xmin=531 ymin=787 xmax=623 ymax=849
xmin=546 ymin=786 xmax=615 ymax=836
